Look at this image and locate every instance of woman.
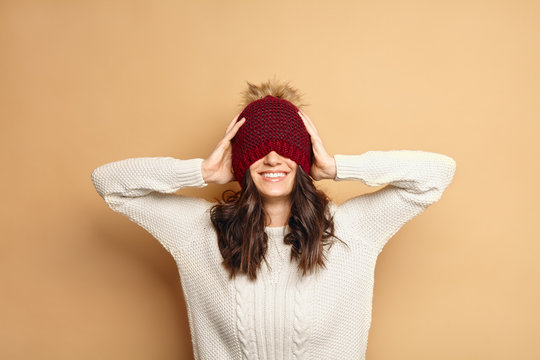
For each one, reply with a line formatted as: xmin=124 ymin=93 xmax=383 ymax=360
xmin=91 ymin=79 xmax=456 ymax=360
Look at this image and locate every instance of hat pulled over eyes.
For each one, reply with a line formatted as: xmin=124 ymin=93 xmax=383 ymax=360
xmin=231 ymin=95 xmax=312 ymax=185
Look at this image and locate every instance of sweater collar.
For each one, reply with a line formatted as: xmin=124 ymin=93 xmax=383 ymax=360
xmin=264 ymin=225 xmax=291 ymax=261
xmin=264 ymin=225 xmax=290 ymax=237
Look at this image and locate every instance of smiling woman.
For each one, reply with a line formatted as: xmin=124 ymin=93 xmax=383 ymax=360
xmin=207 ymin=86 xmax=342 ymax=283
xmin=91 ymin=78 xmax=456 ymax=360
xmin=249 ymin=151 xmax=297 ymax=201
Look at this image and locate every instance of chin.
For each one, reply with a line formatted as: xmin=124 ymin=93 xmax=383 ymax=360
xmin=264 ymin=192 xmax=291 ymax=199
xmin=256 ymin=188 xmax=290 ymax=199
xmin=257 ymin=184 xmax=293 ymax=197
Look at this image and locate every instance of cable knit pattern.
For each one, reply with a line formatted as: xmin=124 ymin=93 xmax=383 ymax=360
xmin=234 ymin=274 xmax=259 ymax=360
xmin=91 ymin=150 xmax=456 ymax=359
xmin=292 ymin=269 xmax=315 ymax=359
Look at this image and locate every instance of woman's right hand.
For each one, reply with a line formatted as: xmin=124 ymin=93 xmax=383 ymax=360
xmin=201 ymin=114 xmax=246 ymax=184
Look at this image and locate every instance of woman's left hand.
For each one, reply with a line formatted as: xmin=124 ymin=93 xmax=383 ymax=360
xmin=298 ymin=110 xmax=337 ymax=181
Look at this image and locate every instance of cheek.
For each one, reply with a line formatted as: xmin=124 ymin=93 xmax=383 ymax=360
xmin=290 ymin=163 xmax=298 ymax=175
xmin=250 ymin=170 xmax=260 ymax=184
xmin=286 ymin=159 xmax=298 ymax=171
xmin=288 ymin=170 xmax=297 ymax=188
xmin=249 ymin=165 xmax=260 ymax=178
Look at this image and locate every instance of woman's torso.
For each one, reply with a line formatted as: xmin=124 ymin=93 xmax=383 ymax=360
xmin=170 ymin=203 xmax=380 ymax=360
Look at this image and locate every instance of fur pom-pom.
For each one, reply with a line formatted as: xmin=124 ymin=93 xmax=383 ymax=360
xmin=239 ymin=77 xmax=308 ymax=110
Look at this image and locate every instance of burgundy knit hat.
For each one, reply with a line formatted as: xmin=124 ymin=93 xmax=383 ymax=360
xmin=231 ymin=95 xmax=312 ymax=185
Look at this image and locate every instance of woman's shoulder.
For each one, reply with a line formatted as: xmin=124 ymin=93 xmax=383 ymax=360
xmin=328 ymin=200 xmax=339 ymax=214
xmin=174 ymin=194 xmax=216 ymax=210
xmin=328 ymin=198 xmax=362 ymax=228
xmin=328 ymin=200 xmax=350 ymax=226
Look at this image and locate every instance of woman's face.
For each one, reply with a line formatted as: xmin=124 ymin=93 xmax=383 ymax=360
xmin=249 ymin=151 xmax=298 ymax=201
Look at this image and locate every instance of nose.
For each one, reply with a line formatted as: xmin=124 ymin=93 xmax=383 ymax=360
xmin=262 ymin=151 xmax=282 ymax=166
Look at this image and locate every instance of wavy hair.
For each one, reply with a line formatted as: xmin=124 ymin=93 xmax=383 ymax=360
xmin=210 ymin=166 xmax=348 ymax=281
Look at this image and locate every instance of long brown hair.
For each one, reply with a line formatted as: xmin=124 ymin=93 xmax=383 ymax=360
xmin=210 ymin=166 xmax=348 ymax=281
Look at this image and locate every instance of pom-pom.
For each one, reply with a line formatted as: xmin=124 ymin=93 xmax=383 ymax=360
xmin=238 ymin=76 xmax=308 ymax=110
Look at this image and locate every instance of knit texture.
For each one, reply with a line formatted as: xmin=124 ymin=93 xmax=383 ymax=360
xmin=91 ymin=150 xmax=456 ymax=360
xmin=232 ymin=95 xmax=312 ymax=184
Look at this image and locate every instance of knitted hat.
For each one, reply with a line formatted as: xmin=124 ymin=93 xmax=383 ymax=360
xmin=231 ymin=95 xmax=312 ymax=184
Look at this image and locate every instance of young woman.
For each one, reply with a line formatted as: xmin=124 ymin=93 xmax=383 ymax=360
xmin=91 ymin=79 xmax=456 ymax=360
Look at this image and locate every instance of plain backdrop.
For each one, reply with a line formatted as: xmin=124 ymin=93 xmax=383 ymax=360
xmin=1 ymin=0 xmax=539 ymax=359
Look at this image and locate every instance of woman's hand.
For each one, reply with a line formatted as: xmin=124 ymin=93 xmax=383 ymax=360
xmin=201 ymin=114 xmax=246 ymax=184
xmin=298 ymin=110 xmax=337 ymax=181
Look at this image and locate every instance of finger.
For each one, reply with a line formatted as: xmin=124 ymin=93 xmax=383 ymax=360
xmin=298 ymin=110 xmax=316 ymax=134
xmin=298 ymin=111 xmax=319 ymax=140
xmin=299 ymin=110 xmax=319 ymax=136
xmin=298 ymin=111 xmax=329 ymax=161
xmin=225 ymin=114 xmax=241 ymax=135
xmin=298 ymin=111 xmax=313 ymax=134
xmin=225 ymin=117 xmax=245 ymax=140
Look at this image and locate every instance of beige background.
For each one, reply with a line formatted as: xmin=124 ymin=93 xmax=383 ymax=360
xmin=1 ymin=0 xmax=539 ymax=359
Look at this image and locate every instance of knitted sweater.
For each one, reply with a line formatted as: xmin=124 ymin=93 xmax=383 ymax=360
xmin=90 ymin=150 xmax=456 ymax=360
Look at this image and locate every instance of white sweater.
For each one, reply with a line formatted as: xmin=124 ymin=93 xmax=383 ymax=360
xmin=91 ymin=150 xmax=456 ymax=360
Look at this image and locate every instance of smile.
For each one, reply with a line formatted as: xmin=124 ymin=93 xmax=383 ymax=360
xmin=260 ymin=172 xmax=288 ymax=182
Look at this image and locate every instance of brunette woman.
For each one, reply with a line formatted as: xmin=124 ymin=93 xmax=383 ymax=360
xmin=91 ymin=79 xmax=456 ymax=360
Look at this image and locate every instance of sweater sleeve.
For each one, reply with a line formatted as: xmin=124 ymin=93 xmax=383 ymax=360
xmin=90 ymin=157 xmax=213 ymax=255
xmin=334 ymin=150 xmax=456 ymax=253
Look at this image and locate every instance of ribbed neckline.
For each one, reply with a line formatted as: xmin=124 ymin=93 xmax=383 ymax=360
xmin=264 ymin=225 xmax=290 ymax=237
xmin=264 ymin=225 xmax=291 ymax=261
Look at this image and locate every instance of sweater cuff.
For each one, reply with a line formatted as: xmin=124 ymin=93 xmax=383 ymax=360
xmin=172 ymin=158 xmax=208 ymax=188
xmin=334 ymin=154 xmax=366 ymax=181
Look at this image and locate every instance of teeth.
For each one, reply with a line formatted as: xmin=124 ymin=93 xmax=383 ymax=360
xmin=263 ymin=172 xmax=286 ymax=178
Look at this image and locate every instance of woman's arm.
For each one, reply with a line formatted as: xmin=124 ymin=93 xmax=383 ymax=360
xmin=334 ymin=150 xmax=457 ymax=253
xmin=297 ymin=111 xmax=456 ymax=253
xmin=297 ymin=110 xmax=456 ymax=253
xmin=90 ymin=157 xmax=212 ymax=255
xmin=91 ymin=114 xmax=246 ymax=255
